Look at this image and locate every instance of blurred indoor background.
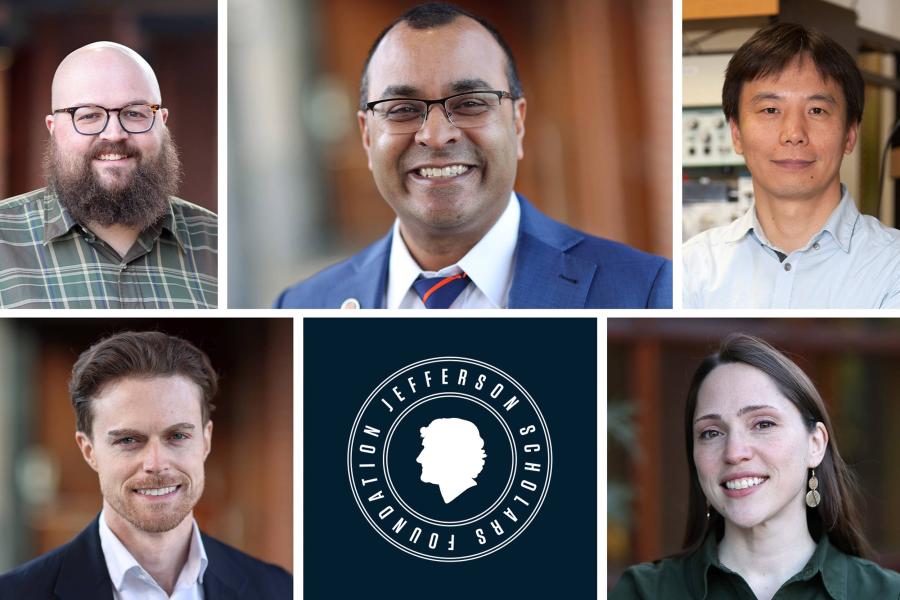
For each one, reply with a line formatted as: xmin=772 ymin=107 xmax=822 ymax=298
xmin=0 ymin=318 xmax=292 ymax=574
xmin=0 ymin=0 xmax=217 ymax=211
xmin=607 ymin=317 xmax=900 ymax=591
xmin=683 ymin=0 xmax=900 ymax=240
xmin=229 ymin=0 xmax=673 ymax=307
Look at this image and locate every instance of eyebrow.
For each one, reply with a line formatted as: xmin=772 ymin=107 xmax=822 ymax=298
xmin=106 ymin=422 xmax=196 ymax=440
xmin=693 ymin=404 xmax=778 ymax=424
xmin=749 ymin=92 xmax=837 ymax=105
xmin=378 ymin=78 xmax=496 ymax=100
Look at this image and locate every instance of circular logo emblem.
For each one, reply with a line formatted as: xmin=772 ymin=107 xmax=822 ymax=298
xmin=348 ymin=357 xmax=552 ymax=562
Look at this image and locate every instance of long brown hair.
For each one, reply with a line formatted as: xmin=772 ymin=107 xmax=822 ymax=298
xmin=680 ymin=333 xmax=872 ymax=558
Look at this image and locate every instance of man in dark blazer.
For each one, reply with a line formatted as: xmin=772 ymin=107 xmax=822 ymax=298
xmin=0 ymin=331 xmax=292 ymax=599
xmin=275 ymin=3 xmax=671 ymax=309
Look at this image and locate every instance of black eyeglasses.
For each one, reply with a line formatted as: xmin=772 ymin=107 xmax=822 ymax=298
xmin=366 ymin=90 xmax=513 ymax=134
xmin=53 ymin=104 xmax=162 ymax=135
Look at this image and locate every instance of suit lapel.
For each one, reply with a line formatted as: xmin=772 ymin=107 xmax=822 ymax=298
xmin=508 ymin=196 xmax=596 ymax=308
xmin=200 ymin=533 xmax=245 ymax=599
xmin=54 ymin=516 xmax=114 ymax=600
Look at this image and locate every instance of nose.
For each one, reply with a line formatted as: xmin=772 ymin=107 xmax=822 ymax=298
xmin=723 ymin=430 xmax=754 ymax=464
xmin=415 ymin=103 xmax=459 ymax=148
xmin=142 ymin=439 xmax=170 ymax=473
xmin=98 ymin=111 xmax=129 ymax=142
xmin=779 ymin=109 xmax=807 ymax=146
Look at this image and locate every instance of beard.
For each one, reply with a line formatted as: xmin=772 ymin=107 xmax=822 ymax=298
xmin=103 ymin=472 xmax=201 ymax=534
xmin=44 ymin=129 xmax=182 ymax=230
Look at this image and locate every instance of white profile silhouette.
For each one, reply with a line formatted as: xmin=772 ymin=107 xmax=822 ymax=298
xmin=416 ymin=418 xmax=487 ymax=504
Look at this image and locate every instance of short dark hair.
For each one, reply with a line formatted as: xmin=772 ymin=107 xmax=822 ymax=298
xmin=359 ymin=2 xmax=523 ymax=109
xmin=70 ymin=331 xmax=218 ymax=437
xmin=680 ymin=334 xmax=872 ymax=559
xmin=723 ymin=22 xmax=864 ymax=126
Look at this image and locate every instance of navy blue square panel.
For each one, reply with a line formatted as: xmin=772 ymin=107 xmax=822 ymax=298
xmin=303 ymin=318 xmax=597 ymax=599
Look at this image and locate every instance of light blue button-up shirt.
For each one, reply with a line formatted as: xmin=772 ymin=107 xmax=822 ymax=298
xmin=683 ymin=186 xmax=900 ymax=308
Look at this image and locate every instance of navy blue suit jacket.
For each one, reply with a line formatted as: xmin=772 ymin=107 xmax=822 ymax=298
xmin=275 ymin=195 xmax=672 ymax=308
xmin=0 ymin=516 xmax=292 ymax=599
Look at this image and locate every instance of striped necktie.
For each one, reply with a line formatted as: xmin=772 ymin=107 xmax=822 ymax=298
xmin=412 ymin=272 xmax=470 ymax=309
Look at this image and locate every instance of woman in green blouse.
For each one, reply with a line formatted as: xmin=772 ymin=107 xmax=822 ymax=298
xmin=611 ymin=334 xmax=900 ymax=600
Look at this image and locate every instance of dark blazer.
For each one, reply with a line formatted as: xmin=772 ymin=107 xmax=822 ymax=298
xmin=275 ymin=195 xmax=672 ymax=308
xmin=0 ymin=515 xmax=292 ymax=599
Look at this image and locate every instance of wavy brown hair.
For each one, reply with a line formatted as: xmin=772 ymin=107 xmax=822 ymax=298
xmin=680 ymin=333 xmax=872 ymax=558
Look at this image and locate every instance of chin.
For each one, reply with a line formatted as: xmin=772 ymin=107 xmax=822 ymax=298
xmin=720 ymin=506 xmax=772 ymax=530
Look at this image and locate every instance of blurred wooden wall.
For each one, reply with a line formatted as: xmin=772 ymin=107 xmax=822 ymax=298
xmin=318 ymin=0 xmax=672 ymax=258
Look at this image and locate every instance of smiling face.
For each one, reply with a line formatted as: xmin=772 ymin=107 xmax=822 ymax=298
xmin=75 ymin=376 xmax=212 ymax=534
xmin=48 ymin=44 xmax=169 ymax=194
xmin=359 ymin=17 xmax=526 ymax=243
xmin=692 ymin=363 xmax=826 ymax=531
xmin=730 ymin=55 xmax=857 ymax=206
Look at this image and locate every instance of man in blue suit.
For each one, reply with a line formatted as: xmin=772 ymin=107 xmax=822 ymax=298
xmin=276 ymin=3 xmax=671 ymax=309
xmin=0 ymin=331 xmax=292 ymax=599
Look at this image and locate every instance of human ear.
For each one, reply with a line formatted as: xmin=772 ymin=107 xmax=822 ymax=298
xmin=203 ymin=420 xmax=213 ymax=460
xmin=513 ymin=98 xmax=526 ymax=160
xmin=842 ymin=120 xmax=858 ymax=155
xmin=358 ymin=110 xmax=373 ymax=170
xmin=729 ymin=118 xmax=744 ymax=155
xmin=75 ymin=431 xmax=99 ymax=472
xmin=808 ymin=421 xmax=828 ymax=468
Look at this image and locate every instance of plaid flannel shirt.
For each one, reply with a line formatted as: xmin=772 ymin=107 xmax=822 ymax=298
xmin=0 ymin=188 xmax=217 ymax=308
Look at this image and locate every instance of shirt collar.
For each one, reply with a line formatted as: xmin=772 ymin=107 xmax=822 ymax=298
xmin=689 ymin=531 xmax=845 ymax=600
xmin=723 ymin=185 xmax=858 ymax=254
xmin=386 ymin=191 xmax=520 ymax=308
xmin=40 ymin=189 xmax=183 ymax=252
xmin=99 ymin=509 xmax=209 ymax=593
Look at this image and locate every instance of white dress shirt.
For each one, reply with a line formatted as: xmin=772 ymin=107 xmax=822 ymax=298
xmin=386 ymin=192 xmax=520 ymax=309
xmin=683 ymin=186 xmax=900 ymax=308
xmin=99 ymin=509 xmax=208 ymax=600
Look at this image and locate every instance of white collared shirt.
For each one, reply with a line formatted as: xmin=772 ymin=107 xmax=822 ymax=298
xmin=99 ymin=509 xmax=208 ymax=600
xmin=683 ymin=185 xmax=900 ymax=308
xmin=386 ymin=192 xmax=520 ymax=309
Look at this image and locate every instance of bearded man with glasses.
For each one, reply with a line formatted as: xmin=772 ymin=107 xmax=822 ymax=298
xmin=275 ymin=2 xmax=671 ymax=309
xmin=0 ymin=42 xmax=217 ymax=309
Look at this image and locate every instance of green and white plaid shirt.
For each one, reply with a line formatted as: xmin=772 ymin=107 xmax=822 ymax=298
xmin=0 ymin=188 xmax=217 ymax=308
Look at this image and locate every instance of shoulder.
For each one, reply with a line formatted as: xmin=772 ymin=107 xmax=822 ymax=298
xmin=854 ymin=213 xmax=900 ymax=252
xmin=0 ymin=538 xmax=71 ymax=595
xmin=168 ymin=196 xmax=218 ymax=222
xmin=201 ymin=534 xmax=292 ymax=594
xmin=0 ymin=188 xmax=50 ymax=215
xmin=275 ymin=235 xmax=389 ymax=308
xmin=522 ymin=197 xmax=670 ymax=271
xmin=841 ymin=552 xmax=900 ymax=596
xmin=517 ymin=197 xmax=672 ymax=306
xmin=610 ymin=557 xmax=693 ymax=600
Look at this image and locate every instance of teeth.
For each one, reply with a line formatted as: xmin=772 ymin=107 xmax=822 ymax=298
xmin=418 ymin=165 xmax=469 ymax=178
xmin=97 ymin=153 xmax=127 ymax=161
xmin=725 ymin=477 xmax=766 ymax=490
xmin=135 ymin=485 xmax=177 ymax=496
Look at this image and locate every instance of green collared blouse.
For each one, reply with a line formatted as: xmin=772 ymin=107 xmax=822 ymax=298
xmin=611 ymin=533 xmax=900 ymax=599
xmin=0 ymin=188 xmax=217 ymax=309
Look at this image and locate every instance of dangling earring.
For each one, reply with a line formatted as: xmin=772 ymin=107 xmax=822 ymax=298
xmin=705 ymin=501 xmax=711 ymax=520
xmin=805 ymin=468 xmax=821 ymax=508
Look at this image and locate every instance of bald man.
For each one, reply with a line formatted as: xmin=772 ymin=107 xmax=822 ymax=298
xmin=0 ymin=42 xmax=217 ymax=309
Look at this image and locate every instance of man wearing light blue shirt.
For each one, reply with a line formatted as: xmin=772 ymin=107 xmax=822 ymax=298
xmin=684 ymin=23 xmax=900 ymax=309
